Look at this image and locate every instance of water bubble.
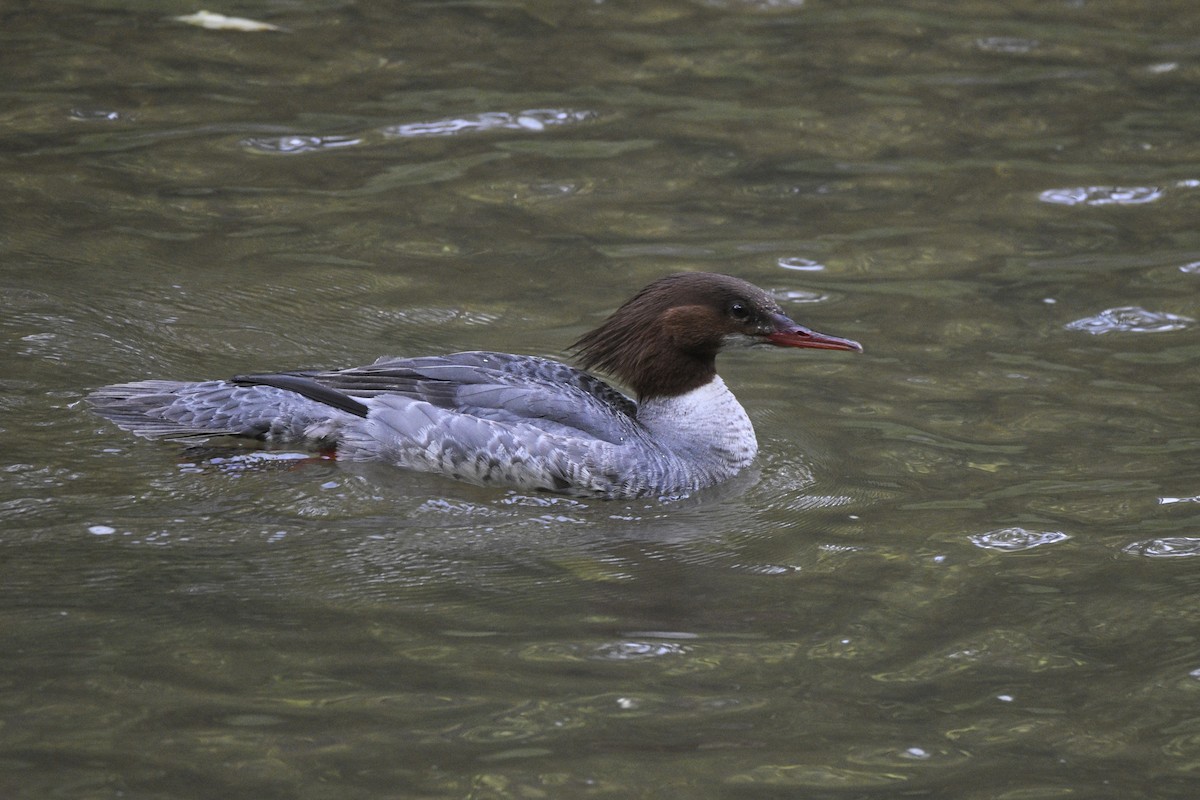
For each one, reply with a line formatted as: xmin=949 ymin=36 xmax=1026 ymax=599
xmin=1038 ymin=186 xmax=1164 ymax=206
xmin=1065 ymin=307 xmax=1193 ymax=335
xmin=1180 ymin=262 xmax=1200 ymax=274
xmin=88 ymin=525 xmax=116 ymax=535
xmin=969 ymin=527 xmax=1069 ymax=551
xmin=1122 ymin=537 xmax=1200 ymax=558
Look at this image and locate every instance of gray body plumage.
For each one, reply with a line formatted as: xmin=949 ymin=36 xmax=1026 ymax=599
xmin=87 ymin=272 xmax=861 ymax=499
xmin=87 ymin=351 xmax=758 ymax=499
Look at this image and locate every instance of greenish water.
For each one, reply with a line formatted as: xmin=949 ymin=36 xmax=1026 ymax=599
xmin=3 ymin=1 xmax=1200 ymax=797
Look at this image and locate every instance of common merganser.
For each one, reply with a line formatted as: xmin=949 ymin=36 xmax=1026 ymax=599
xmin=88 ymin=272 xmax=861 ymax=498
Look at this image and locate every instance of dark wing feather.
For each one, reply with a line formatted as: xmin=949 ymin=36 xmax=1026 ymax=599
xmin=285 ymin=351 xmax=641 ymax=445
xmin=232 ymin=373 xmax=369 ymax=417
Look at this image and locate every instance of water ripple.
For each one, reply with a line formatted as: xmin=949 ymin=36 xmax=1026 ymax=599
xmin=975 ymin=36 xmax=1039 ymax=54
xmin=240 ymin=135 xmax=363 ymax=154
xmin=777 ymin=256 xmax=825 ymax=272
xmin=1042 ymin=180 xmax=1200 ymax=206
xmin=517 ymin=639 xmax=689 ymax=663
xmin=728 ymin=764 xmax=904 ymax=789
xmin=1160 ymin=495 xmax=1200 ymax=505
xmin=591 ymin=640 xmax=690 ymax=661
xmin=239 ymin=109 xmax=598 ymax=156
xmin=1064 ymin=307 xmax=1194 ymax=335
xmin=1039 ymin=186 xmax=1164 ymax=206
xmin=969 ymin=527 xmax=1069 ymax=552
xmin=382 ymin=109 xmax=597 ymax=138
xmin=772 ymin=288 xmax=828 ymax=303
xmin=69 ymin=108 xmax=122 ymax=122
xmin=1122 ymin=537 xmax=1200 ymax=558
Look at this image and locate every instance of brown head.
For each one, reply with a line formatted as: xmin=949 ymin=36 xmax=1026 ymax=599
xmin=571 ymin=272 xmax=862 ymax=400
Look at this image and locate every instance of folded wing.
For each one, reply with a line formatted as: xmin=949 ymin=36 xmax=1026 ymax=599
xmin=235 ymin=351 xmax=642 ymax=445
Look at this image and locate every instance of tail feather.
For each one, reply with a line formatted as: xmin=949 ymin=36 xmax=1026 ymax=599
xmin=86 ymin=379 xmax=349 ymax=444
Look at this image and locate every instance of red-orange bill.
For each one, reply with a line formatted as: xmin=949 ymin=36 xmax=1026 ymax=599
xmin=766 ymin=315 xmax=863 ymax=352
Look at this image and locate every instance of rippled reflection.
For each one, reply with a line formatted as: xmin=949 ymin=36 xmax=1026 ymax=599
xmin=591 ymin=640 xmax=690 ymax=661
xmin=240 ymin=135 xmax=363 ymax=154
xmin=383 ymin=109 xmax=597 ymax=138
xmin=1159 ymin=494 xmax=1200 ymax=505
xmin=771 ymin=288 xmax=828 ymax=303
xmin=68 ymin=108 xmax=121 ymax=121
xmin=969 ymin=527 xmax=1070 ymax=552
xmin=173 ymin=10 xmax=283 ymax=31
xmin=728 ymin=764 xmax=905 ymax=788
xmin=239 ymin=109 xmax=598 ymax=156
xmin=1065 ymin=307 xmax=1194 ymax=335
xmin=975 ymin=36 xmax=1039 ymax=54
xmin=1122 ymin=537 xmax=1200 ymax=558
xmin=777 ymin=256 xmax=825 ymax=271
xmin=1039 ymin=186 xmax=1164 ymax=206
xmin=6 ymin=0 xmax=1200 ymax=797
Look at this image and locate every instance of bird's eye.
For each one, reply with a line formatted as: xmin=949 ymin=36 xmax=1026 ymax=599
xmin=729 ymin=301 xmax=751 ymax=320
